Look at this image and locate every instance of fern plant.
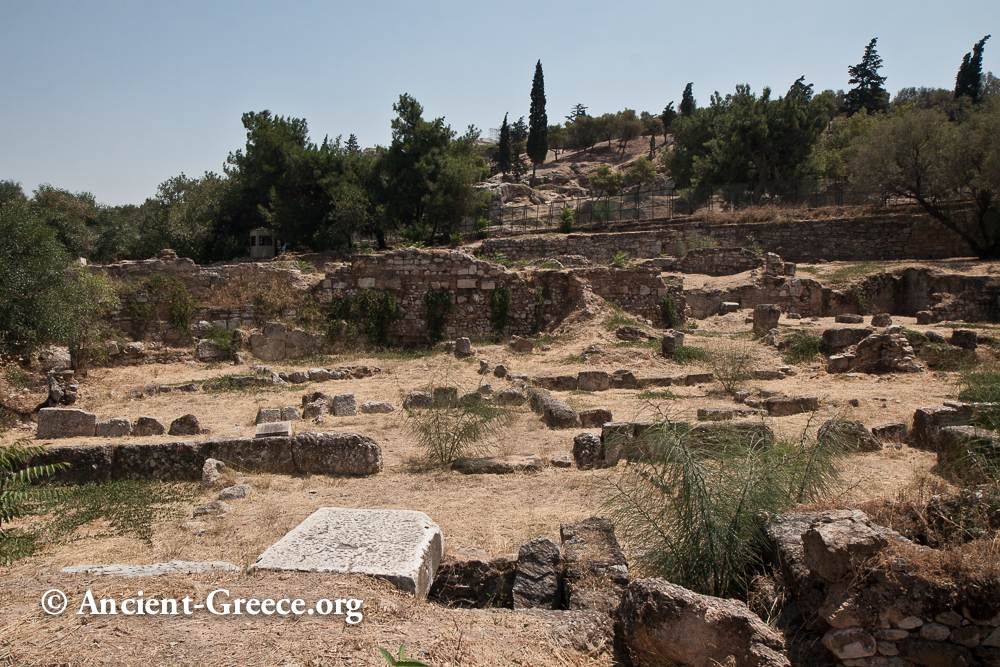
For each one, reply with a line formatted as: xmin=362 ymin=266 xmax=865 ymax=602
xmin=1 ymin=440 xmax=67 ymax=563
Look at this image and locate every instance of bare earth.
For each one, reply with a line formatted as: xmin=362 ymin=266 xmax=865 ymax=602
xmin=2 ymin=260 xmax=996 ymax=666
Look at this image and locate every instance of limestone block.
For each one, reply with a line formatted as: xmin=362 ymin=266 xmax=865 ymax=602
xmin=577 ymin=370 xmax=610 ymax=392
xmin=168 ymin=414 xmax=202 ymax=436
xmin=332 ymin=393 xmax=357 ymax=417
xmin=96 ymin=418 xmax=131 ymax=438
xmin=256 ymin=408 xmax=281 ymax=424
xmin=360 ymin=401 xmax=396 ymax=414
xmin=255 ymin=421 xmax=292 ymax=438
xmin=37 ymin=408 xmax=97 ymax=439
xmin=61 ymin=560 xmax=238 ymax=577
xmin=250 ymin=507 xmax=443 ymax=598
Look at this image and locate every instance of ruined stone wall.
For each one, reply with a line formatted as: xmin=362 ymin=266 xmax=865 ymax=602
xmin=477 ymin=215 xmax=974 ymax=264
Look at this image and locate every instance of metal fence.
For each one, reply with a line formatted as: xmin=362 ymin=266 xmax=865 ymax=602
xmin=483 ymin=178 xmax=896 ymax=234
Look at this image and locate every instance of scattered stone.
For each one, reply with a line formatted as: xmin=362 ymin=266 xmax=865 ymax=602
xmin=95 ymin=417 xmax=131 ymax=438
xmin=573 ymin=432 xmax=602 ymax=470
xmin=168 ymin=414 xmax=202 ymax=436
xmin=218 ymin=484 xmax=250 ymax=500
xmin=250 ymin=507 xmax=443 ymax=598
xmin=541 ymin=344 xmax=551 ymax=351
xmin=754 ymin=370 xmax=786 ymax=380
xmin=280 ymin=406 xmax=300 ymax=421
xmin=764 ymin=396 xmax=819 ymax=416
xmin=193 ymin=500 xmax=232 ymax=518
xmin=618 ymin=578 xmax=791 ymax=667
xmin=458 ymin=392 xmax=482 ymax=407
xmin=451 ymin=455 xmax=544 ymax=475
xmin=403 ymin=391 xmax=433 ymax=409
xmin=478 ymin=359 xmax=490 ymax=375
xmin=528 ymin=387 xmax=553 ymax=414
xmin=872 ymin=423 xmax=907 ymax=442
xmin=533 ymin=375 xmax=578 ymax=391
xmin=455 ymin=337 xmax=473 ymax=358
xmin=696 ymin=407 xmax=764 ymax=421
xmin=287 ymin=371 xmax=309 ymax=384
xmin=616 ymin=326 xmax=656 ymax=341
xmin=550 ymin=454 xmax=572 ymax=468
xmin=610 ymin=369 xmax=638 ymax=389
xmin=753 ymin=304 xmax=781 ymax=336
xmin=201 ymin=458 xmax=225 ymax=489
xmin=802 ymin=510 xmax=893 ymax=582
xmin=428 ymin=554 xmax=517 ymax=608
xmin=38 ymin=345 xmax=72 ymax=372
xmin=661 ymin=330 xmax=684 ymax=359
xmin=950 ymin=329 xmax=979 ymax=349
xmin=685 ymin=373 xmax=713 ymax=385
xmin=477 ymin=384 xmax=493 ymax=396
xmin=720 ymin=302 xmax=740 ymax=314
xmin=925 ymin=330 xmax=946 ymax=344
xmin=494 ymin=388 xmax=526 ymax=406
xmin=822 ymin=327 xmax=874 ymax=350
xmin=60 ymin=560 xmax=238 ymax=577
xmin=836 ymin=314 xmax=865 ymax=324
xmin=360 ymin=401 xmax=395 ymax=414
xmin=332 ymin=393 xmax=357 ymax=416
xmin=577 ymin=370 xmax=610 ymax=392
xmin=493 ymin=364 xmax=508 ymax=378
xmin=131 ymin=416 xmax=166 ymax=437
xmin=823 ymin=628 xmax=877 ymax=660
xmin=308 ymin=368 xmax=332 ymax=382
xmin=579 ymin=408 xmax=613 ymax=428
xmin=786 ymin=313 xmax=802 ymax=320
xmin=543 ymin=400 xmax=581 ymax=429
xmin=817 ymin=419 xmax=882 ymax=452
xmin=510 ymin=336 xmax=534 ymax=353
xmin=916 ymin=310 xmax=934 ymax=324
xmin=871 ymin=313 xmax=893 ymax=327
xmin=178 ymin=382 xmax=200 ymax=392
xmin=255 ymin=408 xmax=281 ymax=424
xmin=301 ymin=400 xmax=329 ymax=420
xmin=512 ymin=537 xmax=562 ymax=609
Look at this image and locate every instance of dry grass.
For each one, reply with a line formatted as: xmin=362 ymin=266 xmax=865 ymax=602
xmin=3 ymin=287 xmax=995 ymax=664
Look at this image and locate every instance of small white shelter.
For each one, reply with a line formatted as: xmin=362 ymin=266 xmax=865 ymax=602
xmin=249 ymin=227 xmax=276 ymax=260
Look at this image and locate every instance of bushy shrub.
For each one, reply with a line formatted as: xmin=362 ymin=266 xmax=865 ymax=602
xmin=559 ymin=207 xmax=575 ymax=233
xmin=489 ymin=285 xmax=512 ymax=339
xmin=603 ymin=420 xmax=846 ymax=598
xmin=782 ymin=331 xmax=821 ymax=364
xmin=660 ymin=294 xmax=680 ymax=328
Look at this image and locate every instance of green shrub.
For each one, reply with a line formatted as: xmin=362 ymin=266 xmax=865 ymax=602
xmin=708 ymin=337 xmax=758 ymax=394
xmin=474 ymin=218 xmax=490 ymax=240
xmin=448 ymin=231 xmax=463 ymax=247
xmin=296 ymin=260 xmax=316 ymax=274
xmin=205 ymin=325 xmax=236 ymax=361
xmin=424 ymin=289 xmax=453 ymax=345
xmin=324 ymin=289 xmax=398 ymax=348
xmin=610 ymin=250 xmax=631 ymax=268
xmin=674 ymin=345 xmax=712 ymax=364
xmin=782 ymin=331 xmax=821 ymax=364
xmin=603 ymin=305 xmax=639 ymax=329
xmin=489 ymin=285 xmax=512 ymax=339
xmin=851 ymin=285 xmax=869 ymax=316
xmin=404 ymin=381 xmax=516 ymax=467
xmin=166 ymin=280 xmax=196 ymax=332
xmin=559 ymin=207 xmax=575 ymax=233
xmin=660 ymin=294 xmax=680 ymax=328
xmin=603 ymin=421 xmax=847 ymax=598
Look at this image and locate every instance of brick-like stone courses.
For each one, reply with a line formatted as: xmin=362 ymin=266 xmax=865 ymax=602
xmin=478 ymin=214 xmax=973 ymax=264
xmin=316 ymin=248 xmax=678 ymax=343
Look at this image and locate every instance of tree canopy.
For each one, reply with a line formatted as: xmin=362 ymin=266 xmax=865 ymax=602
xmin=955 ymin=35 xmax=991 ymax=103
xmin=844 ymin=38 xmax=889 ymax=116
xmin=526 ymin=60 xmax=548 ymax=178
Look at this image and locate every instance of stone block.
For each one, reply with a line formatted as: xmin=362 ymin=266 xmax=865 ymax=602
xmin=332 ymin=393 xmax=357 ymax=417
xmin=573 ymin=432 xmax=602 ymax=470
xmin=610 ymin=369 xmax=637 ymax=389
xmin=255 ymin=421 xmax=292 ymax=438
xmin=950 ymin=329 xmax=979 ymax=349
xmin=256 ymin=408 xmax=281 ymax=424
xmin=661 ymin=331 xmax=684 ymax=358
xmin=308 ymin=368 xmax=332 ymax=382
xmin=872 ymin=423 xmax=907 ymax=442
xmin=533 ymin=375 xmax=578 ymax=391
xmin=871 ymin=313 xmax=893 ymax=327
xmin=720 ymin=302 xmax=740 ymax=314
xmin=579 ymin=408 xmax=613 ymax=428
xmin=764 ymin=396 xmax=819 ymax=416
xmin=754 ymin=370 xmax=786 ymax=380
xmin=685 ymin=373 xmax=713 ymax=385
xmin=542 ymin=400 xmax=580 ymax=429
xmin=360 ymin=401 xmax=395 ymax=414
xmin=915 ymin=310 xmax=934 ymax=324
xmin=753 ymin=304 xmax=781 ymax=336
xmin=61 ymin=561 xmax=238 ymax=577
xmin=451 ymin=455 xmax=544 ymax=475
xmin=37 ymin=408 xmax=97 ymax=439
xmin=513 ymin=537 xmax=561 ymax=609
xmin=287 ymin=371 xmax=309 ymax=384
xmin=510 ymin=336 xmax=534 ymax=353
xmin=494 ymin=388 xmax=526 ymax=406
xmin=403 ymin=391 xmax=433 ymax=409
xmin=822 ymin=327 xmax=874 ymax=349
xmin=250 ymin=507 xmax=443 ymax=598
xmin=95 ymin=418 xmax=131 ymax=438
xmin=577 ymin=370 xmax=610 ymax=392
xmin=835 ymin=314 xmax=865 ymax=324
xmin=454 ymin=337 xmax=473 ymax=358
xmin=131 ymin=416 xmax=165 ymax=437
xmin=168 ymin=414 xmax=202 ymax=436
xmin=280 ymin=406 xmax=300 ymax=421
xmin=818 ymin=419 xmax=882 ymax=452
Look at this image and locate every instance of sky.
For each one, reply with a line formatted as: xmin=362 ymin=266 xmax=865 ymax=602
xmin=2 ymin=0 xmax=998 ymax=206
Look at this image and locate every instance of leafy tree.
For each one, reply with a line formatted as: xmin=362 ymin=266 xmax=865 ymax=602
xmin=808 ymin=111 xmax=881 ymax=178
xmin=679 ymin=83 xmax=695 ymax=117
xmin=30 ymin=184 xmax=100 ymax=259
xmin=136 ymin=172 xmax=228 ymax=262
xmin=495 ymin=113 xmax=512 ymax=176
xmin=567 ymin=113 xmax=598 ymax=153
xmin=985 ymin=72 xmax=1000 ymax=101
xmin=0 ymin=202 xmax=74 ymax=357
xmin=851 ymin=102 xmax=1000 ymax=258
xmin=510 ymin=116 xmax=528 ymax=144
xmin=844 ymin=38 xmax=889 ymax=116
xmin=590 ymin=165 xmax=623 ymax=196
xmin=627 ymin=156 xmax=657 ymax=188
xmin=616 ymin=109 xmax=642 ymax=154
xmin=547 ymin=123 xmax=568 ymax=159
xmin=526 ymin=60 xmax=548 ymax=178
xmin=0 ymin=180 xmax=27 ymax=207
xmin=60 ymin=270 xmax=120 ymax=372
xmin=382 ymin=94 xmax=489 ymax=244
xmin=660 ymin=102 xmax=677 ymax=139
xmin=661 ymin=105 xmax=715 ymax=188
xmin=594 ymin=113 xmax=617 ymax=148
xmin=892 ymin=87 xmax=954 ymax=112
xmin=955 ymin=35 xmax=991 ymax=103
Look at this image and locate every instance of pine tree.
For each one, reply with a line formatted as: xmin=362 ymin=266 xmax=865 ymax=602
xmin=679 ymin=83 xmax=695 ymax=117
xmin=955 ymin=35 xmax=991 ymax=103
xmin=345 ymin=133 xmax=360 ymax=153
xmin=844 ymin=38 xmax=889 ymax=116
xmin=496 ymin=113 xmax=512 ymax=177
xmin=566 ymin=103 xmax=588 ymax=123
xmin=527 ymin=60 xmax=548 ymax=179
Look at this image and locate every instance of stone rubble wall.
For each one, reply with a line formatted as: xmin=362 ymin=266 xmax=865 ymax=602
xmin=477 ymin=214 xmax=973 ymax=264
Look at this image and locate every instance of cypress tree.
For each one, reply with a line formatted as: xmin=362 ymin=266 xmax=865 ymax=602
xmin=496 ymin=113 xmax=512 ymax=177
xmin=955 ymin=35 xmax=991 ymax=103
xmin=527 ymin=60 xmax=548 ymax=179
xmin=679 ymin=83 xmax=695 ymax=117
xmin=661 ymin=102 xmax=677 ymax=140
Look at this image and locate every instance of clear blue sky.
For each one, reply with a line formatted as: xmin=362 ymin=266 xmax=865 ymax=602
xmin=2 ymin=0 xmax=997 ymax=206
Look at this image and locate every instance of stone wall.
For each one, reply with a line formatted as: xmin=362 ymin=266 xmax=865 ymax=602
xmin=477 ymin=214 xmax=974 ymax=264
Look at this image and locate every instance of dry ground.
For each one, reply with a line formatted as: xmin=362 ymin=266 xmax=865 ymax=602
xmin=3 ymin=269 xmax=997 ymax=665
